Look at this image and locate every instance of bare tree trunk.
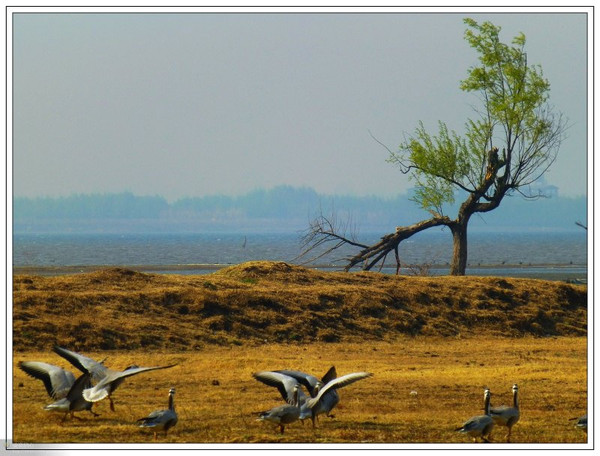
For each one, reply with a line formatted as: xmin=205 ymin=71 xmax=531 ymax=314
xmin=450 ymin=223 xmax=468 ymax=275
xmin=449 ymin=204 xmax=476 ymax=276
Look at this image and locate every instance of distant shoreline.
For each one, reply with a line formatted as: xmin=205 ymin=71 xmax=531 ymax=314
xmin=12 ymin=262 xmax=588 ymax=282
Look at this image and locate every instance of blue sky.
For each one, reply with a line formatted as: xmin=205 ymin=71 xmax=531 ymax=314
xmin=11 ymin=9 xmax=589 ymax=201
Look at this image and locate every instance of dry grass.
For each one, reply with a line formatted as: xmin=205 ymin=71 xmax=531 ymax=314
xmin=10 ymin=261 xmax=588 ymax=445
xmin=13 ymin=262 xmax=587 ymax=351
xmin=12 ymin=338 xmax=587 ymax=444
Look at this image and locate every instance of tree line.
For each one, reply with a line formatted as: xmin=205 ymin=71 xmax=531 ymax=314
xmin=13 ymin=186 xmax=585 ymax=233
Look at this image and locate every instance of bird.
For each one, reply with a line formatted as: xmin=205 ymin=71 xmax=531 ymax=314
xmin=274 ymin=367 xmax=341 ymax=427
xmin=18 ymin=361 xmax=99 ymax=421
xmin=52 ymin=345 xmax=177 ymax=411
xmin=273 ymin=368 xmax=328 ymax=397
xmin=51 ymin=346 xmax=111 ymax=385
xmin=252 ymin=371 xmax=313 ymax=422
xmin=43 ymin=372 xmax=100 ymax=422
xmin=489 ymin=383 xmax=520 ymax=442
xmin=19 ymin=361 xmax=76 ymax=400
xmin=254 ymin=367 xmax=362 ymax=428
xmin=256 ymin=383 xmax=301 ymax=434
xmin=455 ymin=388 xmax=495 ymax=443
xmin=137 ymin=387 xmax=178 ymax=440
xmin=570 ymin=414 xmax=587 ymax=433
xmin=303 ymin=371 xmax=373 ymax=426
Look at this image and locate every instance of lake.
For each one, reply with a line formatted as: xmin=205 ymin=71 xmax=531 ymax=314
xmin=12 ymin=230 xmax=588 ymax=280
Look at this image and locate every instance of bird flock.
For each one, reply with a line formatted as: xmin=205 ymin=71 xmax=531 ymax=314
xmin=253 ymin=368 xmax=373 ymax=433
xmin=19 ymin=346 xmax=178 ymax=440
xmin=18 ymin=346 xmax=586 ymax=442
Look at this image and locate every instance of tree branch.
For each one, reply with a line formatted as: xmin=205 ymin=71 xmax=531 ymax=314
xmin=343 ymin=216 xmax=452 ymax=271
xmin=295 ymin=209 xmax=368 ymax=266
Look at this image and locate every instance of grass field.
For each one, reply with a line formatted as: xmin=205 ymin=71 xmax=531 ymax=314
xmin=12 ymin=337 xmax=587 ymax=445
xmin=11 ymin=262 xmax=588 ymax=446
xmin=13 ymin=262 xmax=587 ymax=351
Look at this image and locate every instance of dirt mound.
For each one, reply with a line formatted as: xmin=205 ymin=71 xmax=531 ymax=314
xmin=218 ymin=261 xmax=324 ymax=282
xmin=13 ymin=261 xmax=587 ymax=351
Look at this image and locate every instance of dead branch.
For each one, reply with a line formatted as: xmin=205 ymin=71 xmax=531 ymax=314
xmin=343 ymin=216 xmax=452 ymax=272
xmin=295 ymin=209 xmax=368 ymax=266
xmin=296 ymin=208 xmax=452 ymax=274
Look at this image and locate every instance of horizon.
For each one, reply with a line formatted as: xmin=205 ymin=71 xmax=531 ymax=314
xmin=12 ymin=183 xmax=588 ymax=203
xmin=13 ymin=185 xmax=588 ymax=235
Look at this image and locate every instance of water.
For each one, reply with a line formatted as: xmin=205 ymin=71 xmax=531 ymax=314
xmin=12 ymin=230 xmax=588 ymax=279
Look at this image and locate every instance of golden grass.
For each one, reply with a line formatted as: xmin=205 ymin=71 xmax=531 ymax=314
xmin=11 ymin=262 xmax=588 ymax=445
xmin=13 ymin=262 xmax=587 ymax=352
xmin=12 ymin=337 xmax=587 ymax=445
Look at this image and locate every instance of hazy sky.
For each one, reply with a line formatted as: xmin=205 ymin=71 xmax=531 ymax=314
xmin=11 ymin=9 xmax=589 ymax=201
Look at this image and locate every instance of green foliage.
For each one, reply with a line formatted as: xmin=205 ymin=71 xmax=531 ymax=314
xmin=461 ymin=18 xmax=550 ymax=138
xmin=392 ymin=17 xmax=561 ymax=213
xmin=392 ymin=121 xmax=469 ymax=210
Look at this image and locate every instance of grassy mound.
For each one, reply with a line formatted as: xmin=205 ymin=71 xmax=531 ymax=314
xmin=13 ymin=261 xmax=587 ymax=351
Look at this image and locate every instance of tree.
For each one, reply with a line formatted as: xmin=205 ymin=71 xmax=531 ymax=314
xmin=299 ymin=18 xmax=567 ymax=276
